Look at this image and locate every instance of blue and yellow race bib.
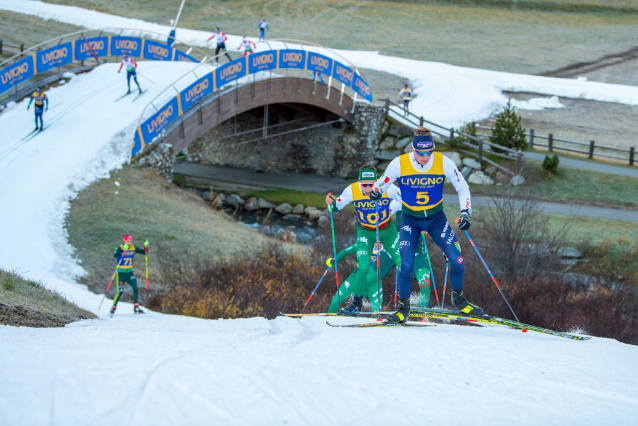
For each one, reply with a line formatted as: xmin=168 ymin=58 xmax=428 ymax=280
xmin=115 ymin=244 xmax=136 ymax=271
xmin=351 ymin=182 xmax=392 ymax=227
xmin=398 ymin=152 xmax=445 ymax=211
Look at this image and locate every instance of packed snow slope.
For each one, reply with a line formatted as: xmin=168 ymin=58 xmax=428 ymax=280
xmin=3 ymin=0 xmax=638 ymax=128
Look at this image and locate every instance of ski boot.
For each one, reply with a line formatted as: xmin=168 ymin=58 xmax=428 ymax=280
xmin=452 ymin=290 xmax=484 ymax=316
xmin=386 ymin=297 xmax=410 ymax=324
xmin=338 ymin=296 xmax=363 ymax=316
xmin=134 ymin=303 xmax=145 ymax=314
xmin=109 ymin=306 xmax=116 ymax=317
xmin=126 ymin=88 xmax=131 ymax=94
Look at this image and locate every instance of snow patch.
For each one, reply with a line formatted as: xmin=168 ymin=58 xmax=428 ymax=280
xmin=510 ymin=96 xmax=566 ymax=111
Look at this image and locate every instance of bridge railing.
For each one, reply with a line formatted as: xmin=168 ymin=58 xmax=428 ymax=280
xmin=0 ymin=28 xmax=210 ymax=105
xmin=132 ymin=40 xmax=373 ymax=157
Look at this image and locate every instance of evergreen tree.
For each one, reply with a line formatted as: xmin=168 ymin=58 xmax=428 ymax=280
xmin=490 ymin=100 xmax=527 ymax=151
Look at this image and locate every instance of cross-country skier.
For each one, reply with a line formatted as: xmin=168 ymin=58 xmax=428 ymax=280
xmin=258 ymin=19 xmax=269 ymax=42
xmin=326 ymin=200 xmax=432 ymax=313
xmin=27 ymin=87 xmax=48 ymax=131
xmin=399 ymin=84 xmax=412 ymax=116
xmin=110 ymin=235 xmax=149 ymax=316
xmin=207 ymin=28 xmax=232 ymax=63
xmin=117 ymin=54 xmax=142 ymax=94
xmin=238 ymin=37 xmax=256 ymax=56
xmin=370 ymin=126 xmax=481 ymax=324
xmin=325 ymin=164 xmax=402 ymax=316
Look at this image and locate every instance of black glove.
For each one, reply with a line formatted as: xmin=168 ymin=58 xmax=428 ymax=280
xmin=458 ymin=209 xmax=471 ymax=230
xmin=369 ymin=189 xmax=382 ymax=201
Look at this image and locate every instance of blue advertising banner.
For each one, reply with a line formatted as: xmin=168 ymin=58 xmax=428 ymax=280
xmin=215 ymin=57 xmax=246 ymax=88
xmin=353 ymin=73 xmax=373 ymax=102
xmin=0 ymin=55 xmax=36 ymax=94
xmin=138 ymin=96 xmax=180 ymax=151
xmin=278 ymin=49 xmax=305 ymax=69
xmin=306 ymin=52 xmax=332 ymax=75
xmin=143 ymin=40 xmax=172 ymax=61
xmin=74 ymin=37 xmax=109 ymax=61
xmin=332 ymin=61 xmax=354 ymax=87
xmin=36 ymin=41 xmax=74 ymax=74
xmin=131 ymin=130 xmax=144 ymax=156
xmin=173 ymin=49 xmax=198 ymax=63
xmin=179 ymin=72 xmax=214 ymax=114
xmin=111 ymin=36 xmax=142 ymax=57
xmin=248 ymin=51 xmax=277 ymax=74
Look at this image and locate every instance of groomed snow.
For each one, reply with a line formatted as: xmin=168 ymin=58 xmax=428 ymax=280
xmin=3 ymin=0 xmax=638 ymax=128
xmin=1 ymin=2 xmax=638 ymax=424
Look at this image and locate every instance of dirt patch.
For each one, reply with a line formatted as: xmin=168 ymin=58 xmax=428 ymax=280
xmin=0 ymin=302 xmax=88 ymax=328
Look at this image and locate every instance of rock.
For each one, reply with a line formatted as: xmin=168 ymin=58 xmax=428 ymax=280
xmin=304 ymin=206 xmax=316 ymax=215
xmin=404 ymin=143 xmax=412 ymax=153
xmin=463 ymin=158 xmax=482 ymax=170
xmin=494 ymin=170 xmax=510 ymax=183
xmin=275 ymin=203 xmax=293 ymax=215
xmin=381 ymin=121 xmax=389 ymax=135
xmin=308 ymin=209 xmax=323 ymax=220
xmin=467 ymin=171 xmax=494 ymax=185
xmin=275 ymin=229 xmax=297 ymax=244
xmin=202 ymin=191 xmax=211 ymax=201
xmin=226 ymin=194 xmax=244 ymax=208
xmin=485 ymin=166 xmax=498 ymax=176
xmin=460 ymin=166 xmax=473 ymax=179
xmin=282 ymin=214 xmax=303 ymax=222
xmin=444 ymin=152 xmax=463 ymax=169
xmin=376 ymin=149 xmax=399 ymax=161
xmin=509 ymin=175 xmax=525 ymax=186
xmin=293 ymin=204 xmax=305 ymax=214
xmin=396 ymin=137 xmax=411 ymax=149
xmin=244 ymin=197 xmax=259 ymax=212
xmin=317 ymin=216 xmax=330 ymax=229
xmin=377 ymin=161 xmax=390 ymax=172
xmin=257 ymin=198 xmax=275 ymax=209
xmin=379 ymin=137 xmax=395 ymax=150
xmin=557 ymin=247 xmax=583 ymax=259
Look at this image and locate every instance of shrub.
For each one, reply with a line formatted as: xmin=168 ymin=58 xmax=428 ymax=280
xmin=489 ymin=100 xmax=527 ymax=151
xmin=542 ymin=154 xmax=560 ymax=175
xmin=449 ymin=123 xmax=478 ymax=150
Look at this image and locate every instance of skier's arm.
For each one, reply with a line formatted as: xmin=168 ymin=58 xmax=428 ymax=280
xmin=372 ymin=157 xmax=401 ymax=194
xmin=44 ymin=95 xmax=49 ymax=110
xmin=328 ymin=186 xmax=353 ymax=212
xmin=135 ymin=247 xmax=146 ymax=255
xmin=386 ymin=185 xmax=402 ymax=204
xmin=118 ymin=61 xmax=123 ymax=72
xmin=207 ymin=35 xmax=214 ymax=41
xmin=113 ymin=246 xmax=123 ymax=259
xmin=27 ymin=95 xmax=34 ymax=110
xmin=133 ymin=60 xmax=138 ymax=69
xmin=442 ymin=156 xmax=471 ymax=212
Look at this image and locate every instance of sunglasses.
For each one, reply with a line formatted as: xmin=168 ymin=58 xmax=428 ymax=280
xmin=360 ymin=183 xmax=375 ymax=188
xmin=415 ymin=149 xmax=433 ymax=157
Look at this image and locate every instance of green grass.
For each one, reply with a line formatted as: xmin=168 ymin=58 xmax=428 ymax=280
xmin=0 ymin=268 xmax=95 ymax=327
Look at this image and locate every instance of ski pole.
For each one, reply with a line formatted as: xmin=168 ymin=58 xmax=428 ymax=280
xmin=421 ymin=233 xmax=440 ymax=309
xmin=328 ymin=194 xmax=341 ymax=306
xmin=95 ymin=268 xmax=118 ymax=314
xmin=394 ymin=266 xmax=398 ymax=309
xmin=441 ymin=254 xmax=449 ymax=309
xmin=301 ymin=264 xmax=332 ymax=313
xmin=375 ymin=200 xmax=382 ymax=321
xmin=145 ymin=245 xmax=149 ymax=290
xmin=456 ymin=219 xmax=520 ymax=322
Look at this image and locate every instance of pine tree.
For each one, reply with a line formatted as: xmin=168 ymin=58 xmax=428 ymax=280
xmin=490 ymin=100 xmax=527 ymax=151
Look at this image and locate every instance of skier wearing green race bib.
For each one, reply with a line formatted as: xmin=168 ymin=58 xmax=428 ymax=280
xmin=325 ymin=164 xmax=402 ymax=316
xmin=110 ymin=235 xmax=148 ymax=316
xmin=326 ymin=200 xmax=432 ymax=313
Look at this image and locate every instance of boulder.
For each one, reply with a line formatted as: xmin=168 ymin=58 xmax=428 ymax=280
xmin=282 ymin=214 xmax=303 ymax=222
xmin=463 ymin=158 xmax=482 ymax=170
xmin=317 ymin=216 xmax=330 ymax=229
xmin=485 ymin=166 xmax=498 ymax=176
xmin=377 ymin=161 xmax=390 ymax=172
xmin=275 ymin=229 xmax=297 ymax=244
xmin=467 ymin=171 xmax=494 ymax=185
xmin=308 ymin=209 xmax=323 ymax=220
xmin=293 ymin=204 xmax=305 ymax=214
xmin=202 ymin=191 xmax=211 ymax=201
xmin=376 ymin=149 xmax=399 ymax=161
xmin=557 ymin=247 xmax=583 ymax=259
xmin=379 ymin=137 xmax=395 ymax=150
xmin=494 ymin=170 xmax=510 ymax=183
xmin=381 ymin=121 xmax=390 ymax=135
xmin=510 ymin=175 xmax=525 ymax=186
xmin=258 ymin=198 xmax=276 ymax=209
xmin=460 ymin=166 xmax=473 ymax=179
xmin=404 ymin=143 xmax=412 ymax=153
xmin=243 ymin=197 xmax=259 ymax=212
xmin=226 ymin=194 xmax=244 ymax=208
xmin=443 ymin=152 xmax=463 ymax=169
xmin=275 ymin=203 xmax=293 ymax=215
xmin=304 ymin=206 xmax=316 ymax=215
xmin=396 ymin=137 xmax=412 ymax=149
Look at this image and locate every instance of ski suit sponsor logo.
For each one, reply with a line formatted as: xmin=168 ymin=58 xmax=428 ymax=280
xmin=455 ymin=241 xmax=461 ymax=252
xmin=447 ymin=231 xmax=455 ymax=245
xmin=358 ymin=237 xmax=368 ymax=243
xmin=401 ymin=225 xmax=412 ymax=234
xmin=361 ymin=172 xmax=375 ymax=178
xmin=400 ymin=241 xmax=410 ymax=247
xmin=457 ymin=256 xmax=463 ymax=264
xmin=441 ymin=222 xmax=449 ymax=238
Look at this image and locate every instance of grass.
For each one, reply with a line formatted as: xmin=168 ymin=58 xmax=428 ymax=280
xmin=43 ymin=0 xmax=638 ymax=75
xmin=0 ymin=268 xmax=95 ymax=327
xmin=66 ymin=166 xmax=300 ymax=300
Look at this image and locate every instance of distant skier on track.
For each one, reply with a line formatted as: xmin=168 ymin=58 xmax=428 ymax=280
xmin=27 ymin=87 xmax=48 ymax=131
xmin=325 ymin=164 xmax=402 ymax=316
xmin=258 ymin=19 xmax=269 ymax=42
xmin=110 ymin=235 xmax=148 ymax=316
xmin=117 ymin=54 xmax=142 ymax=95
xmin=399 ymin=84 xmax=412 ymax=116
xmin=326 ymin=200 xmax=432 ymax=313
xmin=370 ymin=126 xmax=481 ymax=324
xmin=238 ymin=37 xmax=256 ymax=56
xmin=207 ymin=28 xmax=232 ymax=63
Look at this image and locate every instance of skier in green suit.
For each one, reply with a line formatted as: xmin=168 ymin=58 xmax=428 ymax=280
xmin=110 ymin=234 xmax=148 ymax=316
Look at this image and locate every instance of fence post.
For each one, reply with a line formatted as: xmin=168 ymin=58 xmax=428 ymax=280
xmin=589 ymin=140 xmax=595 ymax=159
xmin=528 ymin=128 xmax=534 ymax=149
xmin=20 ymin=44 xmax=24 ymax=52
xmin=449 ymin=127 xmax=454 ymax=141
xmin=478 ymin=139 xmax=483 ymax=163
xmin=0 ymin=39 xmax=3 ymax=54
xmin=384 ymin=97 xmax=390 ymax=119
xmin=630 ymin=146 xmax=635 ymax=166
xmin=548 ymin=133 xmax=553 ymax=152
xmin=471 ymin=122 xmax=476 ymax=133
xmin=516 ymin=150 xmax=522 ymax=175
xmin=419 ymin=116 xmax=424 ymax=127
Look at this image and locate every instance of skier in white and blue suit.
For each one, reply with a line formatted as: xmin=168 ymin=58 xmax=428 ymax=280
xmin=370 ymin=126 xmax=483 ymax=323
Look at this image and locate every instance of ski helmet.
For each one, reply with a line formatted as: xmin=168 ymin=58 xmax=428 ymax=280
xmin=123 ymin=54 xmax=128 ymax=59
xmin=123 ymin=235 xmax=133 ymax=242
